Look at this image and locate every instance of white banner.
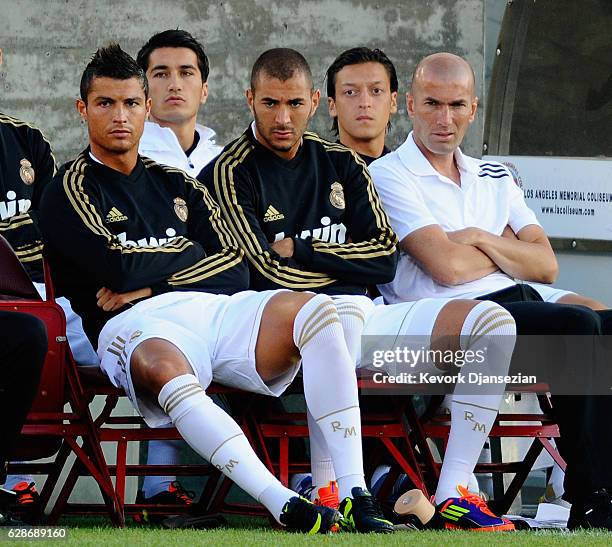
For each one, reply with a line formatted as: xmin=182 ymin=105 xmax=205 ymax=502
xmin=484 ymin=156 xmax=612 ymax=240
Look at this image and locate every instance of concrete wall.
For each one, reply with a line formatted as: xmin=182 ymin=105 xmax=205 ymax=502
xmin=1 ymin=0 xmax=485 ymax=165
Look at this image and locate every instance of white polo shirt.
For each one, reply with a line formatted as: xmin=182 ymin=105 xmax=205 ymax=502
xmin=369 ymin=132 xmax=540 ymax=303
xmin=139 ymin=121 xmax=222 ymax=177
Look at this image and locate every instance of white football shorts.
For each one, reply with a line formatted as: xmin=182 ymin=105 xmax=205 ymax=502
xmin=97 ymin=289 xmax=299 ymax=427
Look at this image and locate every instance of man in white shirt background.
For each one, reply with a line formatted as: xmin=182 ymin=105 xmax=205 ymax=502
xmin=133 ymin=29 xmax=223 ymax=521
xmin=137 ymin=29 xmax=222 ymax=178
xmin=369 ymin=52 xmax=612 ymax=529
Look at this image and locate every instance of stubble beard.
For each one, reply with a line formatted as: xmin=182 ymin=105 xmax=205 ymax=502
xmin=253 ymin=115 xmax=297 ymax=153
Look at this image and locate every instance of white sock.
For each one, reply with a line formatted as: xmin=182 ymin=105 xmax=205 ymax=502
xmin=334 ymin=297 xmax=373 ymax=364
xmin=305 ymin=298 xmax=371 ymax=498
xmin=158 ymin=374 xmax=295 ymax=524
xmin=293 ymin=294 xmax=366 ymax=500
xmin=435 ymin=302 xmax=516 ymax=502
xmin=476 ymin=440 xmax=495 ymax=498
xmin=370 ymin=465 xmax=391 ymax=490
xmin=142 ymin=433 xmax=180 ymax=498
xmin=439 ymin=394 xmax=453 ymax=415
xmin=467 ymin=472 xmax=480 ymax=494
xmin=307 ymin=409 xmax=335 ymax=500
xmin=548 ymin=461 xmax=565 ymax=499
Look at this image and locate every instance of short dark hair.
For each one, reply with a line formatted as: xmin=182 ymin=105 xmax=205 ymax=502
xmin=80 ymin=43 xmax=148 ymax=102
xmin=326 ymin=47 xmax=398 ymax=134
xmin=137 ymin=29 xmax=210 ymax=83
xmin=250 ymin=48 xmax=313 ymax=92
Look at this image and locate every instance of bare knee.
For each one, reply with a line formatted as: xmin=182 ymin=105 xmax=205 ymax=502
xmin=557 ymin=293 xmax=608 ymax=311
xmin=130 ymin=338 xmax=194 ymax=396
xmin=432 ymin=299 xmax=481 ymax=346
xmin=255 ymin=291 xmax=318 ymax=382
xmin=266 ymin=291 xmax=317 ymax=322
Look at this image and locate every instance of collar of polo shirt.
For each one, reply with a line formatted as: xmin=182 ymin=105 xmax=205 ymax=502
xmin=397 ymin=131 xmax=480 ymax=183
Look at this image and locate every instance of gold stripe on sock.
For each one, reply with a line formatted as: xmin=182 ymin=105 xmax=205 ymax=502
xmin=470 ymin=318 xmax=516 ymax=347
xmin=165 ymin=385 xmax=205 ymax=414
xmin=471 ymin=310 xmax=512 ymax=337
xmin=163 ymin=383 xmax=204 ymax=413
xmin=452 ymin=400 xmax=498 ymax=412
xmin=314 ymin=404 xmax=359 ymax=423
xmin=297 ymin=301 xmax=336 ymax=346
xmin=299 ymin=308 xmax=338 ymax=348
xmin=337 ymin=309 xmax=366 ymax=324
xmin=336 ymin=304 xmax=366 ymax=324
xmin=470 ymin=306 xmax=502 ymax=337
xmin=208 ymin=433 xmax=243 ymax=463
xmin=300 ymin=317 xmax=341 ymax=350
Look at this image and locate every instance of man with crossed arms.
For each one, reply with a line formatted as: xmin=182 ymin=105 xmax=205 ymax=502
xmin=370 ymin=52 xmax=612 ymax=530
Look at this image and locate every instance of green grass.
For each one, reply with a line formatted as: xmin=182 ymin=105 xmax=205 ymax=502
xmin=60 ymin=529 xmax=611 ymax=546
xmin=18 ymin=518 xmax=612 ymax=546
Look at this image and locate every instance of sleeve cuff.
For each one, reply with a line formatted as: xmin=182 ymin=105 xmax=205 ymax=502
xmin=510 ymin=218 xmax=542 ymax=234
xmin=292 ymin=237 xmax=314 ymax=265
xmin=394 ymin=219 xmax=439 ymax=243
xmin=150 ymin=281 xmax=173 ymax=297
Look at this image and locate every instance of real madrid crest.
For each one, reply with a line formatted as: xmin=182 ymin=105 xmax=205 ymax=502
xmin=174 ymin=197 xmax=188 ymax=222
xmin=19 ymin=159 xmax=35 ymax=185
xmin=329 ymin=182 xmax=345 ymax=210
